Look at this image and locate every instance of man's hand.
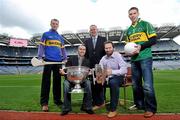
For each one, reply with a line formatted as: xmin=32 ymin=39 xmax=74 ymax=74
xmin=106 ymin=68 xmax=112 ymax=76
xmin=62 ymin=59 xmax=67 ymax=63
xmin=88 ymin=69 xmax=93 ymax=75
xmin=127 ymin=45 xmax=141 ymax=56
xmin=130 ymin=44 xmax=141 ymax=55
xmin=59 ymin=69 xmax=66 ymax=75
xmin=38 ymin=57 xmax=46 ymax=63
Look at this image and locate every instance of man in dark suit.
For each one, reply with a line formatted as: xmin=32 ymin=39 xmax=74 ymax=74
xmin=60 ymin=44 xmax=94 ymax=116
xmin=84 ymin=25 xmax=107 ymax=109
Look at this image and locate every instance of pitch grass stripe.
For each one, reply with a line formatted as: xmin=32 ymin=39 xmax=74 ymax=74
xmin=0 ymin=86 xmax=40 ymax=87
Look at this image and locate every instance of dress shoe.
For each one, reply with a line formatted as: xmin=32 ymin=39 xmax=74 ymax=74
xmin=54 ymin=100 xmax=63 ymax=106
xmin=92 ymin=103 xmax=105 ymax=110
xmin=107 ymin=111 xmax=117 ymax=118
xmin=61 ymin=111 xmax=69 ymax=116
xmin=86 ymin=109 xmax=94 ymax=114
xmin=81 ymin=107 xmax=94 ymax=114
xmin=144 ymin=111 xmax=154 ymax=118
xmin=42 ymin=105 xmax=48 ymax=112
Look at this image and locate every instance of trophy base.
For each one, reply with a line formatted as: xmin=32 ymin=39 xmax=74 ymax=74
xmin=69 ymin=88 xmax=85 ymax=93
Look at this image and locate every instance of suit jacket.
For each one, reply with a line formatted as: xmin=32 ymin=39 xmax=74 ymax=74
xmin=66 ymin=55 xmax=90 ymax=68
xmin=84 ymin=35 xmax=106 ymax=68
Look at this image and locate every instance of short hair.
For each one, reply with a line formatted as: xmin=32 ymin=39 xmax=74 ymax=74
xmin=104 ymin=41 xmax=114 ymax=48
xmin=51 ymin=18 xmax=59 ymax=23
xmin=128 ymin=7 xmax=139 ymax=13
xmin=78 ymin=44 xmax=86 ymax=49
xmin=89 ymin=24 xmax=97 ymax=29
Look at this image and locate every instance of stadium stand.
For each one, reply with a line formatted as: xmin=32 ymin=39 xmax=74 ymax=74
xmin=0 ymin=24 xmax=180 ymax=74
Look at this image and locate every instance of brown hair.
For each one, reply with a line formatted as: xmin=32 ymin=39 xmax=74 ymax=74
xmin=104 ymin=41 xmax=114 ymax=48
xmin=90 ymin=24 xmax=97 ymax=28
xmin=51 ymin=18 xmax=59 ymax=23
xmin=128 ymin=7 xmax=139 ymax=13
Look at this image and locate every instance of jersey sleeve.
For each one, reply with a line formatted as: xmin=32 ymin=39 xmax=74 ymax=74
xmin=145 ymin=22 xmax=157 ymax=38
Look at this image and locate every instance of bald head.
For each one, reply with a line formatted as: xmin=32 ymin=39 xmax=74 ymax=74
xmin=78 ymin=44 xmax=86 ymax=57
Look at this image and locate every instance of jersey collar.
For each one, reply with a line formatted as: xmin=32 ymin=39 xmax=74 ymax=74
xmin=132 ymin=18 xmax=141 ymax=27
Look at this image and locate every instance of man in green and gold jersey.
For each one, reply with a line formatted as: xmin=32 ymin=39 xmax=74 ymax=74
xmin=126 ymin=7 xmax=157 ymax=118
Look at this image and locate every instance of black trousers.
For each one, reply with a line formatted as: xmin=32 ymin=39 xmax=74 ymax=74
xmin=40 ymin=64 xmax=62 ymax=106
xmin=89 ymin=76 xmax=106 ymax=106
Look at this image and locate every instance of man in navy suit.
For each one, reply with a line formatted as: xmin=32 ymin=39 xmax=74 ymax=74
xmin=84 ymin=25 xmax=107 ymax=110
xmin=60 ymin=44 xmax=94 ymax=116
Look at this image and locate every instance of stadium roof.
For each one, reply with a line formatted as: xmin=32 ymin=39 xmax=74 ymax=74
xmin=61 ymin=24 xmax=180 ymax=45
xmin=1 ymin=24 xmax=180 ymax=46
xmin=156 ymin=24 xmax=180 ymax=39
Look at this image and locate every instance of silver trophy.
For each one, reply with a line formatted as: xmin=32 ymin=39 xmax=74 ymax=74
xmin=66 ymin=66 xmax=90 ymax=93
xmin=93 ymin=64 xmax=107 ymax=85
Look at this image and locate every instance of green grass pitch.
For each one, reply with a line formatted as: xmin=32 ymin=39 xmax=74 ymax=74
xmin=0 ymin=70 xmax=180 ymax=114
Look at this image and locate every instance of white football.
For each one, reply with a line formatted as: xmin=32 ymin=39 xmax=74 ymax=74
xmin=124 ymin=42 xmax=138 ymax=54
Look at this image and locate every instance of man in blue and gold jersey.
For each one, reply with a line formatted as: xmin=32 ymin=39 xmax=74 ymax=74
xmin=38 ymin=18 xmax=67 ymax=112
xmin=126 ymin=7 xmax=157 ymax=118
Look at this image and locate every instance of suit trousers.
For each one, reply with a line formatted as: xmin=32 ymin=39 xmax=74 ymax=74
xmin=62 ymin=79 xmax=93 ymax=111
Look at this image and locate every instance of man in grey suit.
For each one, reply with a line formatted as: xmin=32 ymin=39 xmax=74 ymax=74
xmin=84 ymin=25 xmax=107 ymax=110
